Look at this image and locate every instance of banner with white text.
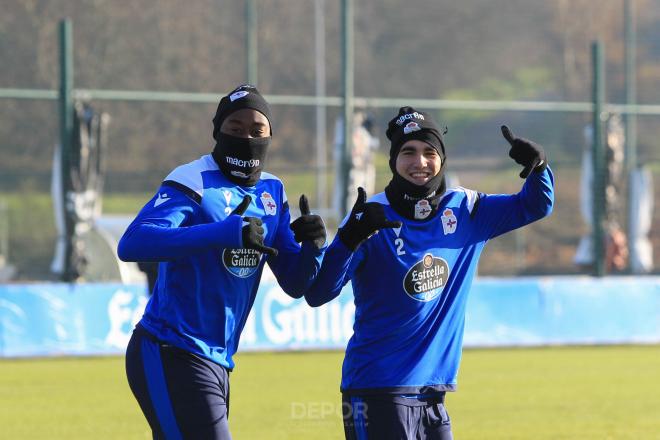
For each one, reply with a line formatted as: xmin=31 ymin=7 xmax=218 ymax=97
xmin=1 ymin=277 xmax=659 ymax=357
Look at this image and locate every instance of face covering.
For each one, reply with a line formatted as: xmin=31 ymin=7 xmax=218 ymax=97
xmin=385 ymin=164 xmax=446 ymax=221
xmin=384 ymin=106 xmax=448 ymax=221
xmin=212 ymin=132 xmax=270 ymax=187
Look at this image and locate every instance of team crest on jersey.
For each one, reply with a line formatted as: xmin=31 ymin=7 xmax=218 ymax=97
xmin=260 ymin=191 xmax=277 ymax=215
xmin=404 ymin=121 xmax=421 ymax=134
xmin=441 ymin=208 xmax=457 ymax=235
xmin=414 ymin=199 xmax=432 ymax=220
xmin=402 ymin=253 xmax=450 ymax=302
xmin=222 ymin=248 xmax=262 ymax=278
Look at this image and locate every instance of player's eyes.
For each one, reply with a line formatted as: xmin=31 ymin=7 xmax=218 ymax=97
xmin=225 ymin=123 xmax=243 ymax=133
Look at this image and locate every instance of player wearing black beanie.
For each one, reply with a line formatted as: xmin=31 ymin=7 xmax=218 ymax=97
xmin=121 ymin=83 xmax=328 ymax=440
xmin=304 ymin=106 xmax=554 ymax=440
xmin=211 ymin=84 xmax=273 ymax=187
xmin=384 ymin=106 xmax=447 ymax=220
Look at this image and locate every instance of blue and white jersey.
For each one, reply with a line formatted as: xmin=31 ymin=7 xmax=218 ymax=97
xmin=305 ymin=168 xmax=554 ymax=395
xmin=118 ymin=154 xmax=325 ymax=369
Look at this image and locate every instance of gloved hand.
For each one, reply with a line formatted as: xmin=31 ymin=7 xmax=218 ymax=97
xmin=501 ymin=125 xmax=547 ymax=179
xmin=290 ymin=195 xmax=326 ymax=250
xmin=231 ymin=195 xmax=278 ymax=256
xmin=337 ymin=187 xmax=402 ymax=251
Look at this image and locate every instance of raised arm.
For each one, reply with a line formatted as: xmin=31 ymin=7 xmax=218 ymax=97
xmin=304 ymin=188 xmax=401 ymax=307
xmin=267 ymin=194 xmax=327 ymax=298
xmin=304 ymin=236 xmax=361 ymax=307
xmin=472 ymin=125 xmax=554 ymax=240
xmin=117 ymin=185 xmax=243 ymax=262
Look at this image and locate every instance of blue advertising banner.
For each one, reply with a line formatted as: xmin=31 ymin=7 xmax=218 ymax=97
xmin=464 ymin=277 xmax=660 ymax=346
xmin=0 ymin=276 xmax=659 ymax=357
xmin=0 ymin=283 xmax=147 ymax=357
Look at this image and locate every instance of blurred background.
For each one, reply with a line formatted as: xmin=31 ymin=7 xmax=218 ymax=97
xmin=0 ymin=0 xmax=658 ymax=280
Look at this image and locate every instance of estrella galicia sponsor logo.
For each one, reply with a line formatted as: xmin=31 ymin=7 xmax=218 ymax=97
xmin=222 ymin=248 xmax=262 ymax=278
xmin=402 ymin=253 xmax=449 ymax=302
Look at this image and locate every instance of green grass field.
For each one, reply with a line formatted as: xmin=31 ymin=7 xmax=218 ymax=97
xmin=1 ymin=345 xmax=659 ymax=439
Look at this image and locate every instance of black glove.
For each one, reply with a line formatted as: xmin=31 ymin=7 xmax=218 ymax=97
xmin=337 ymin=187 xmax=402 ymax=251
xmin=290 ymin=194 xmax=327 ymax=250
xmin=230 ymin=195 xmax=278 ymax=257
xmin=501 ymin=125 xmax=547 ymax=179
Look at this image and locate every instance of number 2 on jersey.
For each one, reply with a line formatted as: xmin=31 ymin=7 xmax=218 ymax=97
xmin=395 ymin=238 xmax=406 ymax=255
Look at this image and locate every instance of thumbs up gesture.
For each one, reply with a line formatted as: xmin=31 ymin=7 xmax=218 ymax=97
xmin=290 ymin=195 xmax=327 ymax=250
xmin=337 ymin=187 xmax=402 ymax=251
xmin=501 ymin=125 xmax=547 ymax=179
xmin=231 ymin=195 xmax=279 ymax=257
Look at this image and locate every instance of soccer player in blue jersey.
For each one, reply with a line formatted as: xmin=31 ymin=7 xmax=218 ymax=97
xmin=118 ymin=84 xmax=327 ymax=439
xmin=304 ymin=106 xmax=554 ymax=439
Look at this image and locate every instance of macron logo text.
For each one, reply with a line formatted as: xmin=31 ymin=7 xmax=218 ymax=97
xmin=396 ymin=112 xmax=425 ymax=126
xmin=226 ymin=157 xmax=260 ymax=167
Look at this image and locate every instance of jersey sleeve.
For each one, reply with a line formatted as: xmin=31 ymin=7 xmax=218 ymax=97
xmin=266 ymin=190 xmax=326 ymax=298
xmin=117 ymin=184 xmax=243 ymax=262
xmin=472 ymin=166 xmax=554 ymax=241
xmin=304 ymin=222 xmax=366 ymax=307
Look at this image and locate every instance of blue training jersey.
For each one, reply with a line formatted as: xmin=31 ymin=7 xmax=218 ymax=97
xmin=118 ymin=154 xmax=325 ymax=369
xmin=305 ymin=168 xmax=554 ymax=394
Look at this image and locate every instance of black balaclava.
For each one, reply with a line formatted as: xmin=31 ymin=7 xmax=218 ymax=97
xmin=384 ymin=106 xmax=447 ymax=221
xmin=211 ymin=84 xmax=272 ymax=186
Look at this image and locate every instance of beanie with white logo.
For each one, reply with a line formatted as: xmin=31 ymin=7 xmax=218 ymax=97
xmin=384 ymin=106 xmax=448 ymax=220
xmin=212 ymin=84 xmax=272 ymax=141
xmin=385 ymin=106 xmax=445 ymax=172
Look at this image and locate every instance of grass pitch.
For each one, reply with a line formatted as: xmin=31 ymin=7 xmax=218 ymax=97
xmin=0 ymin=345 xmax=658 ymax=439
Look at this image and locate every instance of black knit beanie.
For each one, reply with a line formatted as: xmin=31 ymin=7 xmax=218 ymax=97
xmin=212 ymin=84 xmax=272 ymax=141
xmin=384 ymin=106 xmax=448 ymax=221
xmin=385 ymin=106 xmax=445 ymax=172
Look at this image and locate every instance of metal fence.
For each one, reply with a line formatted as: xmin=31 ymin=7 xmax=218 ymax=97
xmin=1 ymin=4 xmax=659 ymax=277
